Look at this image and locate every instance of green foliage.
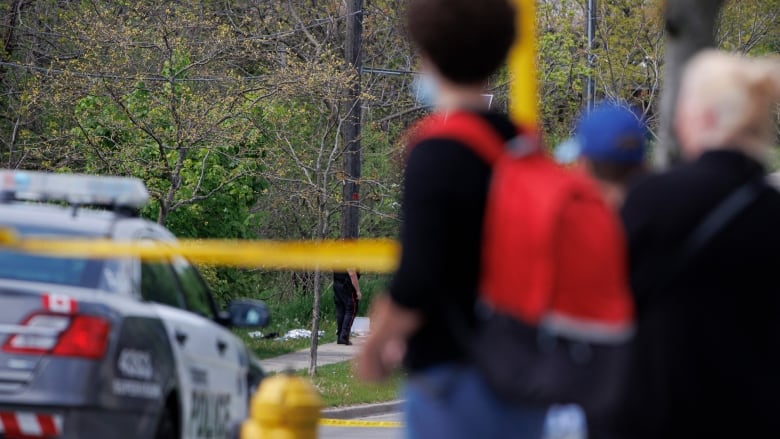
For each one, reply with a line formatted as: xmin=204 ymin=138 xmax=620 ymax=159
xmin=359 ymin=123 xmax=403 ymax=237
xmin=718 ymin=0 xmax=780 ymax=55
xmin=538 ymin=1 xmax=591 ymax=143
xmin=537 ymin=0 xmax=666 ymax=143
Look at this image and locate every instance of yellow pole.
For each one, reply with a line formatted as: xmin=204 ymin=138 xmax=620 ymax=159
xmin=508 ymin=0 xmax=539 ymax=129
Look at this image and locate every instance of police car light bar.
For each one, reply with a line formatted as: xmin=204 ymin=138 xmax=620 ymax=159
xmin=0 ymin=170 xmax=149 ymax=209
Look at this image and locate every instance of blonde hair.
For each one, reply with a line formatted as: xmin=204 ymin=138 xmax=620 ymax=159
xmin=676 ymin=50 xmax=780 ymax=160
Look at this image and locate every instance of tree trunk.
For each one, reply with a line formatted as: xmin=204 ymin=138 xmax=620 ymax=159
xmin=655 ymin=0 xmax=725 ymax=168
xmin=308 ymin=267 xmax=322 ymax=377
xmin=309 ymin=182 xmax=330 ymax=376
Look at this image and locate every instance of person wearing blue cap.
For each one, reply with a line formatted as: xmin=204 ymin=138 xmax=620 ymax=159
xmin=555 ymin=102 xmax=648 ymax=208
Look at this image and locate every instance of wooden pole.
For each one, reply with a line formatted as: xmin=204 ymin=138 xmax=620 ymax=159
xmin=342 ymin=0 xmax=363 ymax=239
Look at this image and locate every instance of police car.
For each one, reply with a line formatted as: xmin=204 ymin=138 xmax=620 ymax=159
xmin=0 ymin=170 xmax=269 ymax=439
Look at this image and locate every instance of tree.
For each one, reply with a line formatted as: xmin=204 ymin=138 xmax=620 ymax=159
xmin=0 ymin=0 xmax=76 ymax=170
xmin=718 ymin=0 xmax=780 ymax=54
xmin=240 ymin=0 xmax=408 ymax=374
xmin=536 ymin=1 xmax=665 ymax=144
xmin=535 ymin=0 xmax=776 ymax=152
xmin=53 ymin=1 xmax=269 ymax=226
xmin=251 ymin=47 xmax=357 ymax=375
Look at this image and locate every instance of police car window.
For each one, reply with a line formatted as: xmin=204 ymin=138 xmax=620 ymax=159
xmin=0 ymin=224 xmax=104 ymax=288
xmin=171 ymin=258 xmax=215 ymax=319
xmin=140 ymin=262 xmax=186 ymax=309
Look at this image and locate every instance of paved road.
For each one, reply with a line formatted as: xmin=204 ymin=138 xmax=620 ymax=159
xmin=320 ymin=412 xmax=403 ymax=439
xmin=319 ymin=406 xmax=589 ymax=439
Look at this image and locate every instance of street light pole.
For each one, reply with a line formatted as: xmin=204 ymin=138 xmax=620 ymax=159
xmin=586 ymin=0 xmax=597 ymax=112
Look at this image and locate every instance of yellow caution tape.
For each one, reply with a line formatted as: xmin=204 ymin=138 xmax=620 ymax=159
xmin=0 ymin=229 xmax=400 ymax=273
xmin=509 ymin=0 xmax=539 ymax=127
xmin=319 ymin=418 xmax=403 ymax=428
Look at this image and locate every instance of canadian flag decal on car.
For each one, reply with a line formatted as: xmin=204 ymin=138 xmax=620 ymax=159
xmin=42 ymin=294 xmax=78 ymax=314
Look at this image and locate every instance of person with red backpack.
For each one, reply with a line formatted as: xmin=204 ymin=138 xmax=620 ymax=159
xmin=355 ymin=0 xmax=634 ymax=437
xmin=356 ymin=0 xmax=545 ymax=437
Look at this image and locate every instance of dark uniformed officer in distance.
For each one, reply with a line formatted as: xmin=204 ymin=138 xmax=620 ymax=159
xmin=333 ymin=270 xmax=361 ymax=345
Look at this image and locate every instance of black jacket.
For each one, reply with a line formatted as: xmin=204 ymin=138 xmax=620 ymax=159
xmin=616 ymin=150 xmax=780 ymax=438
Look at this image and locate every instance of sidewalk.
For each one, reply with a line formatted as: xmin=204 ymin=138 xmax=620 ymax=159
xmin=261 ymin=335 xmax=366 ymax=374
xmin=262 ymin=316 xmax=371 ymax=373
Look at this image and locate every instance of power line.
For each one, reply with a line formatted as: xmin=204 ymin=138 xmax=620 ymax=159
xmin=0 ymin=10 xmax=362 ymax=50
xmin=0 ymin=10 xmax=368 ymax=84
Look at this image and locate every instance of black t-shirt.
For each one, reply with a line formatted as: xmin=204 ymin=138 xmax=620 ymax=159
xmin=389 ymin=112 xmax=516 ymax=372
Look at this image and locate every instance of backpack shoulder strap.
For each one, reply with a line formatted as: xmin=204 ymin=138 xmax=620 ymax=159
xmin=658 ymin=176 xmax=766 ymax=290
xmin=407 ymin=111 xmax=508 ymax=165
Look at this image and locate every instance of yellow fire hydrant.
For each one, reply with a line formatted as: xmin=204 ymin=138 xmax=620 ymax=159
xmin=241 ymin=373 xmax=323 ymax=439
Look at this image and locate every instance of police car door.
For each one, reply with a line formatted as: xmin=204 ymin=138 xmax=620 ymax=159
xmin=139 ymin=259 xmax=242 ymax=439
xmin=170 ymin=256 xmax=247 ymax=437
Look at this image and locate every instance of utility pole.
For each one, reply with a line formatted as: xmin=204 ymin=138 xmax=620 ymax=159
xmin=342 ymin=0 xmax=363 ymax=240
xmin=585 ymin=0 xmax=597 ymax=112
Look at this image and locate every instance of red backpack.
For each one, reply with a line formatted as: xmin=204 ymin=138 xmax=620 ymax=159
xmin=409 ymin=111 xmax=634 ymax=415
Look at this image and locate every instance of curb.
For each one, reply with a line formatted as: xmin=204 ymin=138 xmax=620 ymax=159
xmin=321 ymin=400 xmax=404 ymax=419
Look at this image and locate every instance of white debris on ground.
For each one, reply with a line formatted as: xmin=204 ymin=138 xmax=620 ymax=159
xmin=248 ymin=322 xmax=370 ymax=341
xmin=276 ymin=329 xmax=325 ymax=341
xmin=246 ymin=329 xmax=323 ymax=340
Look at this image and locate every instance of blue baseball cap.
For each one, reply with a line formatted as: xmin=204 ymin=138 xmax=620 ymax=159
xmin=575 ymin=102 xmax=648 ymax=164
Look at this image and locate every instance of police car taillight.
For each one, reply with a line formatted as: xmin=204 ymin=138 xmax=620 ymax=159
xmin=3 ymin=313 xmax=111 ymax=360
xmin=0 ymin=169 xmax=148 ymax=209
xmin=52 ymin=315 xmax=110 ymax=359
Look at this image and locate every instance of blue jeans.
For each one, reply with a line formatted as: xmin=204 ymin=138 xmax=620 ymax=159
xmin=403 ymin=364 xmax=548 ymax=439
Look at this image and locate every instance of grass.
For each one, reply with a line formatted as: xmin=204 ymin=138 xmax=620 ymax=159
xmin=294 ymin=360 xmax=404 ymax=407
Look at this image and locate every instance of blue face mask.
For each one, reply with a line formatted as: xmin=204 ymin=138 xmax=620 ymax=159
xmin=553 ymin=137 xmax=582 ymax=165
xmin=411 ymin=73 xmax=439 ymax=108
